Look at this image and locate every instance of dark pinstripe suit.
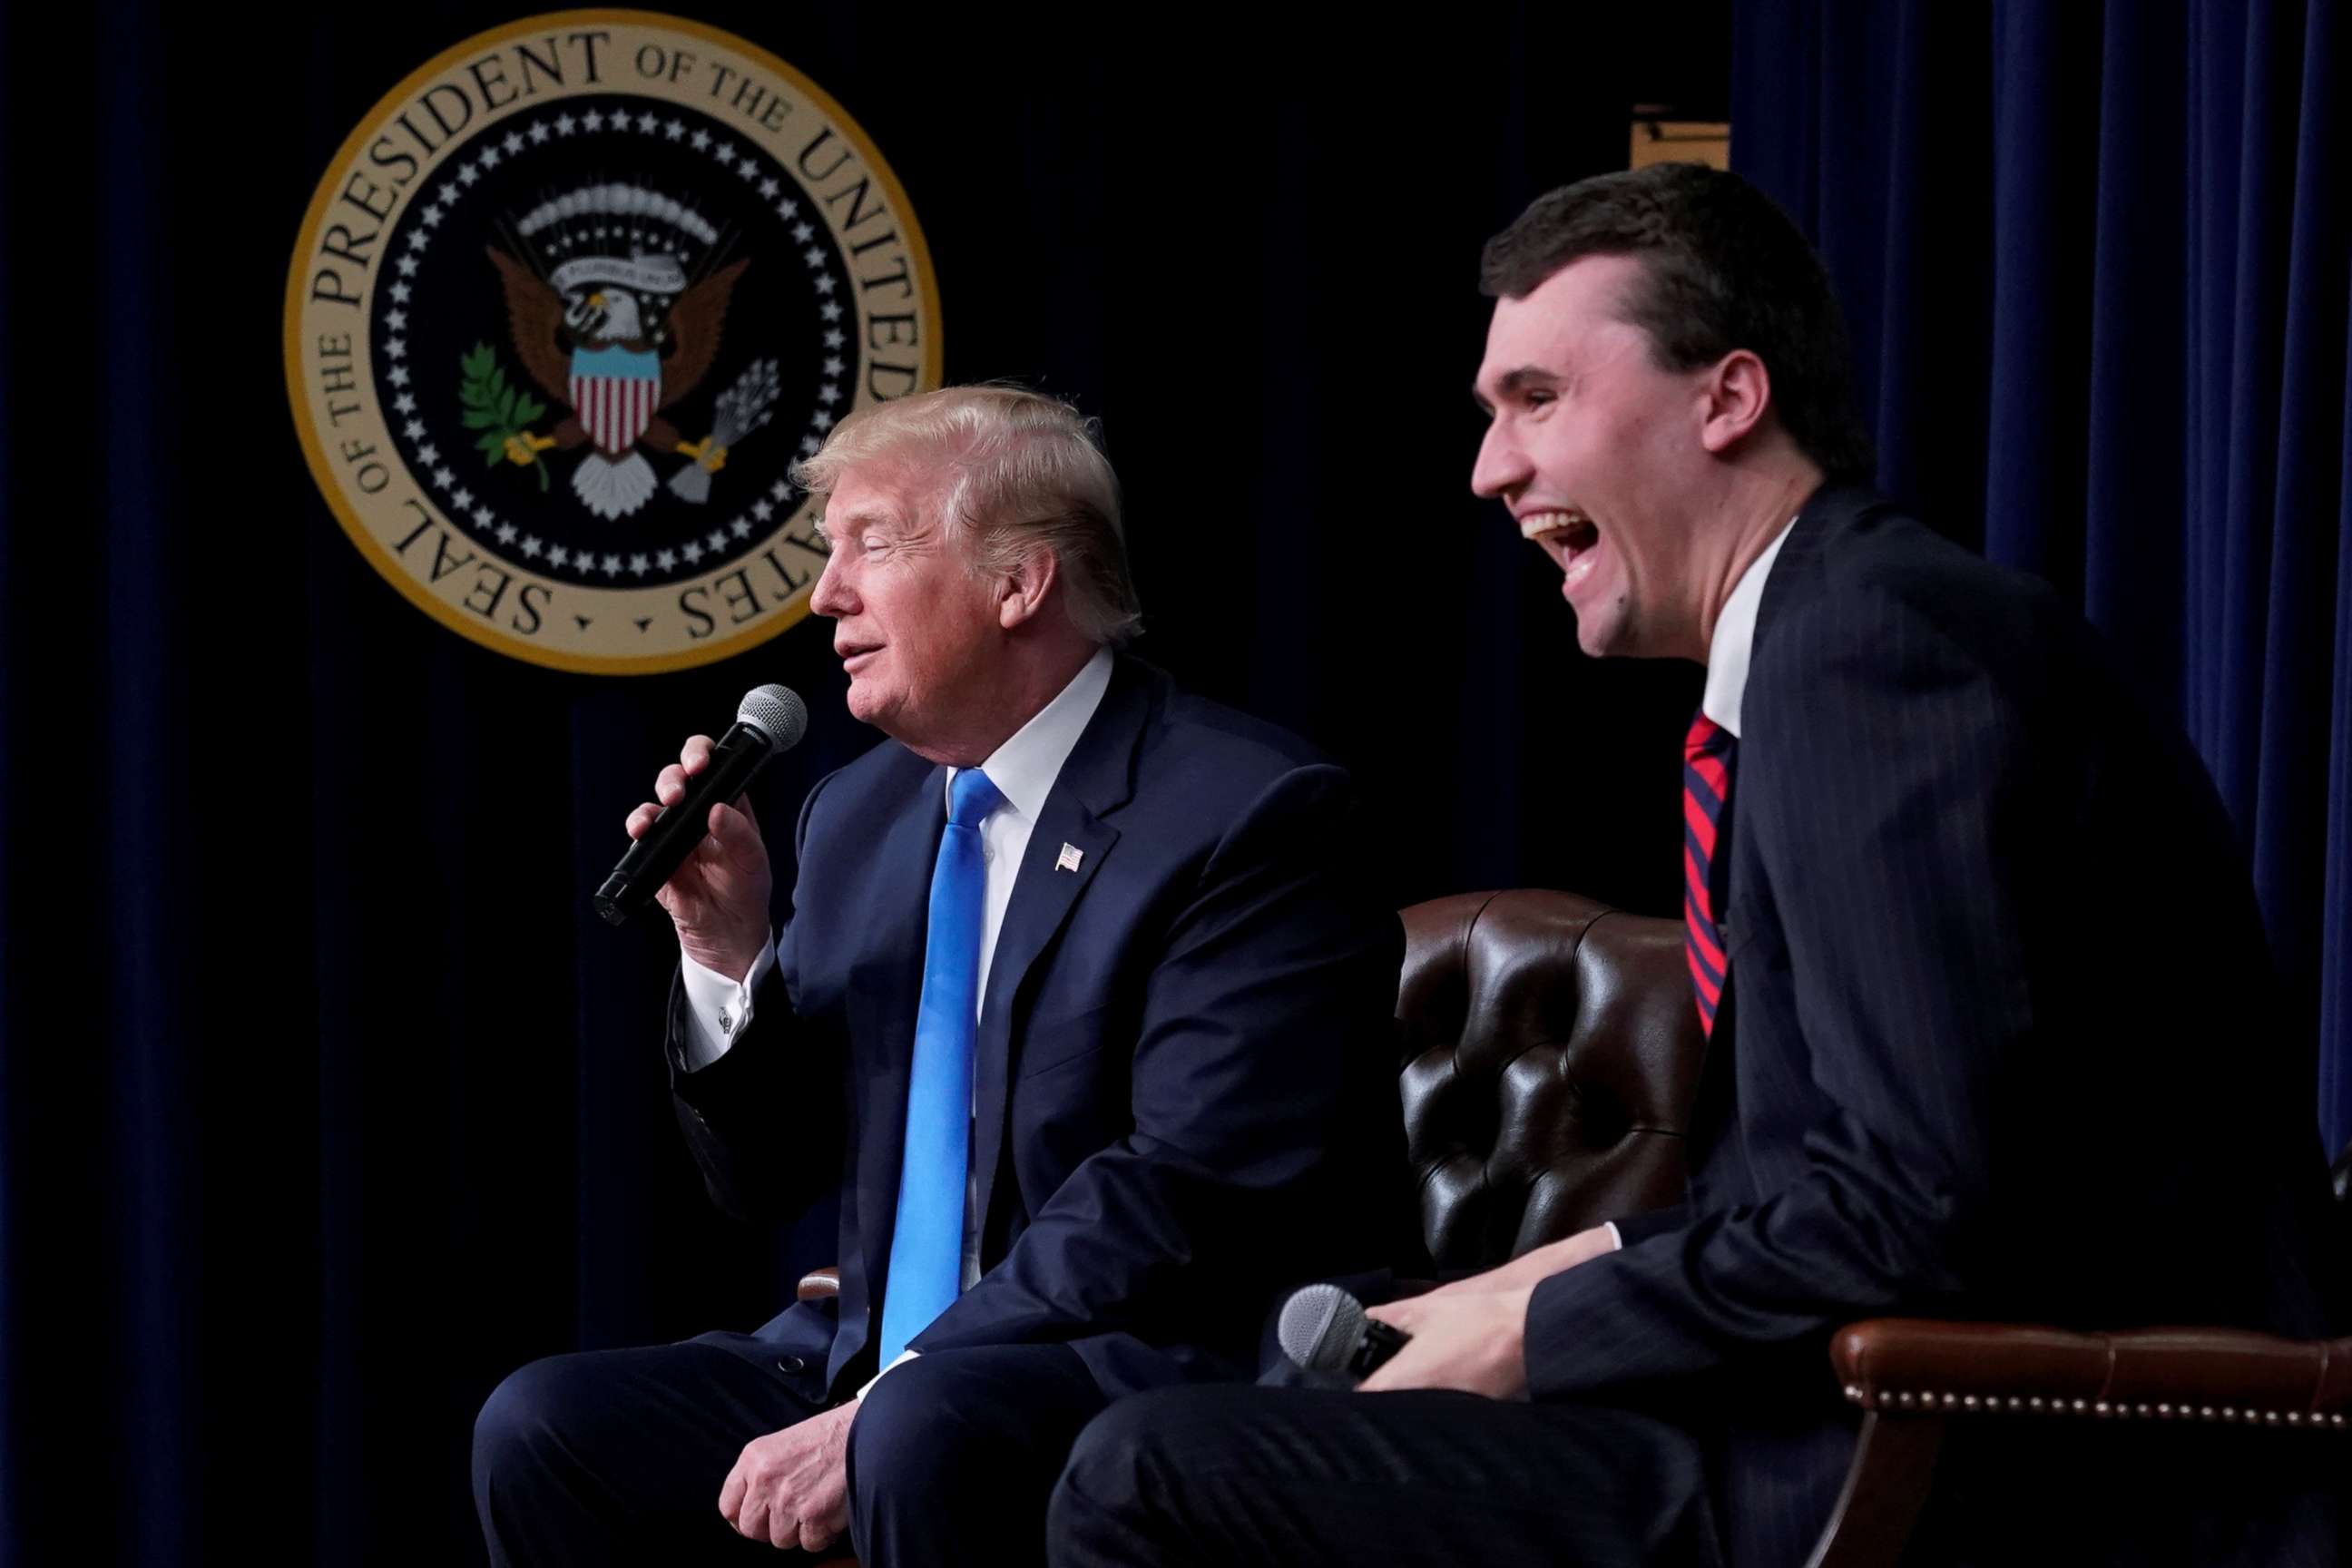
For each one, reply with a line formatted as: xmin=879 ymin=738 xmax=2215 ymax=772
xmin=1051 ymin=485 xmax=2347 ymax=1568
xmin=1528 ymin=484 xmax=2346 ymax=1565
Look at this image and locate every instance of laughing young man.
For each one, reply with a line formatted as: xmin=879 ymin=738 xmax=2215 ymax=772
xmin=1046 ymin=165 xmax=2345 ymax=1568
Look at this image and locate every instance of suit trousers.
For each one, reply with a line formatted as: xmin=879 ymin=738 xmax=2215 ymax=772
xmin=1047 ymin=1383 xmax=1722 ymax=1568
xmin=474 ymin=1338 xmax=1105 ymax=1567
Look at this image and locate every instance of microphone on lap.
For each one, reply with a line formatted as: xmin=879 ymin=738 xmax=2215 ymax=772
xmin=1276 ymin=1282 xmax=1411 ymax=1385
xmin=594 ymin=684 xmax=808 ymax=926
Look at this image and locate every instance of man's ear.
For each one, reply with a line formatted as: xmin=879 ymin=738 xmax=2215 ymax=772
xmin=1698 ymin=349 xmax=1773 ymax=456
xmin=998 ymin=545 xmax=1061 ymax=631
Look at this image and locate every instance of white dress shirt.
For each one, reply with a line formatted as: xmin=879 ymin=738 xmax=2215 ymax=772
xmin=1602 ymin=514 xmax=1797 ymax=1256
xmin=1700 ymin=515 xmax=1799 ymax=740
xmin=676 ymin=646 xmax=1115 ymax=1394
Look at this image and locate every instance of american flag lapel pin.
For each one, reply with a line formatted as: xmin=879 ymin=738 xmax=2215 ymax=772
xmin=1055 ymin=842 xmax=1083 ymax=873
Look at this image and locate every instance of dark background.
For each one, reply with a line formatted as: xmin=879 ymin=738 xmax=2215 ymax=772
xmin=5 ymin=2 xmax=2347 ymax=1563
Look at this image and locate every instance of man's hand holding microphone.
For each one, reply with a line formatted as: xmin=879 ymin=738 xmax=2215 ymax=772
xmin=623 ymin=732 xmax=777 ymax=982
xmin=598 ymin=683 xmax=806 ymax=980
xmin=1279 ymin=1224 xmax=1621 ymax=1401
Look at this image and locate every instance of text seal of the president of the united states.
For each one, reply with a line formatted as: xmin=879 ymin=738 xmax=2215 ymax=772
xmin=286 ymin=11 xmax=942 ymax=673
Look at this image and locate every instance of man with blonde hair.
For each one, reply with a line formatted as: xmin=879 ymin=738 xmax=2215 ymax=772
xmin=474 ymin=385 xmax=1403 ymax=1568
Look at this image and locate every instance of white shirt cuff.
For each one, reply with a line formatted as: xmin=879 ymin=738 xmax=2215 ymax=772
xmin=1603 ymin=1221 xmax=1624 ymax=1251
xmin=676 ymin=934 xmax=777 ymax=1071
xmin=855 ymin=1348 xmax=919 ymax=1402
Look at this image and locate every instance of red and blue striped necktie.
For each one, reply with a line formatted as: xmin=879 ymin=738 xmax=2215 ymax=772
xmin=1683 ymin=711 xmax=1736 ymax=1035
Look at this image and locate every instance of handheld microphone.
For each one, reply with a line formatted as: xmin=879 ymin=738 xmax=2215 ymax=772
xmin=1276 ymin=1283 xmax=1411 ymax=1385
xmin=594 ymin=684 xmax=808 ymax=927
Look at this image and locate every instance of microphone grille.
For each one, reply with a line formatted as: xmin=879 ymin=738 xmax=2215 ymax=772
xmin=737 ymin=684 xmax=808 ymax=750
xmin=1276 ymin=1283 xmax=1366 ymax=1374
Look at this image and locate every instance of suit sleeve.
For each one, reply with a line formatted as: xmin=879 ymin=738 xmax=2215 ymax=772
xmin=909 ymin=763 xmax=1404 ymax=1358
xmin=664 ymin=773 xmax=850 ymax=1226
xmin=1524 ymin=587 xmax=2038 ymax=1400
xmin=1611 ymin=1202 xmax=1690 ymax=1248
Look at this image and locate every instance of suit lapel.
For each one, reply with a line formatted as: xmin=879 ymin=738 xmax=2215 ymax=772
xmin=849 ymin=759 xmax=949 ymax=1338
xmin=967 ymin=657 xmax=1152 ymax=1247
xmin=1688 ymin=484 xmax=1879 ymax=1169
xmin=1724 ymin=478 xmax=1874 ymax=981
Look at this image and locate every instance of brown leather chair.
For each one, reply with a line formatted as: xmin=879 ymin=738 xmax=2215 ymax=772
xmin=1397 ymin=888 xmax=1702 ymax=1271
xmin=1395 ymin=888 xmax=2352 ymax=1568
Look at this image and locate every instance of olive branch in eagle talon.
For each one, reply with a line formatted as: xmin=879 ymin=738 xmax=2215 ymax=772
xmin=459 ymin=344 xmax=553 ymax=492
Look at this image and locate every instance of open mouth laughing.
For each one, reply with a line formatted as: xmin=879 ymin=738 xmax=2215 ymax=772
xmin=1518 ymin=507 xmax=1604 ymax=593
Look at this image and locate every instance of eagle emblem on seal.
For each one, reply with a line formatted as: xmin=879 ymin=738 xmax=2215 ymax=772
xmin=485 ymin=182 xmax=764 ymax=519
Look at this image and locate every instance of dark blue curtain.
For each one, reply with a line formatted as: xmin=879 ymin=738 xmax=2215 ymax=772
xmin=11 ymin=2 xmax=2337 ymax=1563
xmin=1733 ymin=0 xmax=2352 ymax=1156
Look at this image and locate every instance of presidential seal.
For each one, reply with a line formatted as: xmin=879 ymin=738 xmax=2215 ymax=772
xmin=286 ymin=12 xmax=942 ymax=672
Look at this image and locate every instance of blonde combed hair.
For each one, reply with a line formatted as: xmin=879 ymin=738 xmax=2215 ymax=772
xmin=792 ymin=385 xmax=1143 ymax=646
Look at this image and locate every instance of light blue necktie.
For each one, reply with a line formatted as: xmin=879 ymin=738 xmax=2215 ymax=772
xmin=877 ymin=767 xmax=1004 ymax=1367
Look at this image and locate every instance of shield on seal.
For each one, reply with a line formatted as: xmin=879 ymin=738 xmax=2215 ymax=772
xmin=568 ymin=344 xmax=663 ymax=456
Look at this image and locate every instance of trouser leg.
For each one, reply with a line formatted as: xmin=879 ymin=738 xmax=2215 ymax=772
xmin=848 ymin=1343 xmax=1108 ymax=1568
xmin=473 ymin=1340 xmax=823 ymax=1567
xmin=1049 ymin=1382 xmax=1721 ymax=1568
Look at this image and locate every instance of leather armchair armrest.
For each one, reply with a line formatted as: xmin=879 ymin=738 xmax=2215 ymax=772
xmin=799 ymin=1266 xmax=841 ymax=1302
xmin=1804 ymin=1320 xmax=2351 ymax=1568
xmin=1830 ymin=1318 xmax=2352 ymax=1429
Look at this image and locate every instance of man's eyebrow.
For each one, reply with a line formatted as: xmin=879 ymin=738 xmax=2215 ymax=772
xmin=824 ymin=505 xmax=901 ymax=537
xmin=1472 ymin=365 xmax=1561 ymax=415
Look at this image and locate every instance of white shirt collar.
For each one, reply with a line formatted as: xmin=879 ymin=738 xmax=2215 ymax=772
xmin=1700 ymin=517 xmax=1798 ymax=739
xmin=948 ymin=645 xmax=1115 ymax=821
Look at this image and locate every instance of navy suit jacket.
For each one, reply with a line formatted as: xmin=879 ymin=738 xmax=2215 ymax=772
xmin=666 ymin=654 xmax=1405 ymax=1404
xmin=1524 ymin=486 xmax=2346 ymax=1566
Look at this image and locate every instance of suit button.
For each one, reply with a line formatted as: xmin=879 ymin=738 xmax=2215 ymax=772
xmin=777 ymin=1356 xmax=807 ymax=1376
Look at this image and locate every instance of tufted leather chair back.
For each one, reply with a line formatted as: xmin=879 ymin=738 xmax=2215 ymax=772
xmin=1397 ymin=890 xmax=1705 ymax=1272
